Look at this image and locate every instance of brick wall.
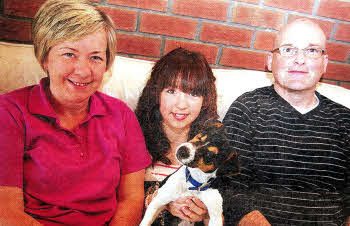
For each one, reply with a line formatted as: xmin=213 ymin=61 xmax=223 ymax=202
xmin=1 ymin=0 xmax=350 ymax=88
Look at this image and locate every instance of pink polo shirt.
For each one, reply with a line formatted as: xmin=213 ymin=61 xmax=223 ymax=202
xmin=0 ymin=78 xmax=151 ymax=225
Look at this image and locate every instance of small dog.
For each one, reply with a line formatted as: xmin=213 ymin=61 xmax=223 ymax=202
xmin=140 ymin=122 xmax=240 ymax=226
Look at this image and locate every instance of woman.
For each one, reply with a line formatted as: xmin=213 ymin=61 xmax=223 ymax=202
xmin=0 ymin=0 xmax=151 ymax=225
xmin=135 ymin=47 xmax=219 ymax=225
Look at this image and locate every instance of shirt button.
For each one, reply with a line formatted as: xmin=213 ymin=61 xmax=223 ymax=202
xmin=80 ymin=153 xmax=84 ymax=157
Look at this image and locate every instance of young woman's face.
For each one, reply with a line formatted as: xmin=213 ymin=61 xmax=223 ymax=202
xmin=160 ymin=87 xmax=203 ymax=132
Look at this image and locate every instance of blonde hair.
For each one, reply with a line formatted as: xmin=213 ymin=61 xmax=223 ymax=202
xmin=32 ymin=0 xmax=116 ymax=69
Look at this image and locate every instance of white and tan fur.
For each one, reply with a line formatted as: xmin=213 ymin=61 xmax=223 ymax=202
xmin=140 ymin=122 xmax=239 ymax=226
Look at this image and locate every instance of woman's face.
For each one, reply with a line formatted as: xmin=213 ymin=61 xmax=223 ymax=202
xmin=43 ymin=31 xmax=108 ymax=106
xmin=160 ymin=87 xmax=203 ymax=132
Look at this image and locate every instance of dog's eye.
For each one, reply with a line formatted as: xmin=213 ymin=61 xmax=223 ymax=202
xmin=203 ymin=151 xmax=216 ymax=164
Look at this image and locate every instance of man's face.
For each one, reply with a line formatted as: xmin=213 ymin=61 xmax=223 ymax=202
xmin=267 ymin=21 xmax=328 ymax=92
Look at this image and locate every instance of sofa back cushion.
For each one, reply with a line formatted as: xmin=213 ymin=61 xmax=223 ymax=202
xmin=1 ymin=41 xmax=349 ymax=120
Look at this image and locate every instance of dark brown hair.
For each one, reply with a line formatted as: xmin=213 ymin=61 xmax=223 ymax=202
xmin=135 ymin=47 xmax=218 ymax=164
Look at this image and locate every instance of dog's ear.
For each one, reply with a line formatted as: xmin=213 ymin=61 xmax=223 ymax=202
xmin=202 ymin=121 xmax=224 ymax=134
xmin=209 ymin=122 xmax=224 ymax=129
xmin=204 ymin=122 xmax=226 ymax=140
xmin=224 ymin=151 xmax=235 ymax=162
xmin=216 ymin=151 xmax=240 ymax=177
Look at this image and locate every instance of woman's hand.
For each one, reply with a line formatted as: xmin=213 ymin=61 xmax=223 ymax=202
xmin=167 ymin=196 xmax=209 ymax=222
xmin=0 ymin=186 xmax=42 ymax=226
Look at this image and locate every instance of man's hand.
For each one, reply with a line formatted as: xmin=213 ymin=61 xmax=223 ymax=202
xmin=167 ymin=196 xmax=209 ymax=222
xmin=238 ymin=210 xmax=271 ymax=226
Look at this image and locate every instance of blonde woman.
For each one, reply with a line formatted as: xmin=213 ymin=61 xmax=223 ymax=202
xmin=0 ymin=0 xmax=151 ymax=225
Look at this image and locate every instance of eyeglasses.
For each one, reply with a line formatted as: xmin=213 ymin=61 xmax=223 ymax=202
xmin=272 ymin=46 xmax=325 ymax=59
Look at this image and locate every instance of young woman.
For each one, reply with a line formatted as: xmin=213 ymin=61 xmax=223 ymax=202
xmin=135 ymin=47 xmax=218 ymax=225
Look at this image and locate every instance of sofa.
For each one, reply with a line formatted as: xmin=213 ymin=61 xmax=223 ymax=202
xmin=1 ymin=41 xmax=349 ymax=121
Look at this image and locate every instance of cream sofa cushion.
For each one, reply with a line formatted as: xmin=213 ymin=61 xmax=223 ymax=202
xmin=0 ymin=42 xmax=46 ymax=94
xmin=101 ymin=56 xmax=350 ymax=120
xmin=1 ymin=41 xmax=350 ymax=121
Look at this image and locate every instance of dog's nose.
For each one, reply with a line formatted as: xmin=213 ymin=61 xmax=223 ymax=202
xmin=176 ymin=146 xmax=190 ymax=160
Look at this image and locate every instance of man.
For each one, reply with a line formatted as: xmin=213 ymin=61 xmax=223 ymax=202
xmin=219 ymin=19 xmax=350 ymax=225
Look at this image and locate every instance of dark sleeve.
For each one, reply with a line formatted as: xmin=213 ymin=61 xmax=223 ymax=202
xmin=218 ymin=96 xmax=258 ymax=225
xmin=344 ymin=122 xmax=350 ymax=217
xmin=345 ymin=160 xmax=350 ymax=217
xmin=338 ymin=107 xmax=350 ymax=218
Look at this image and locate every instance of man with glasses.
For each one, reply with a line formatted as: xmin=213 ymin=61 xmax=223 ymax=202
xmin=219 ymin=19 xmax=350 ymax=225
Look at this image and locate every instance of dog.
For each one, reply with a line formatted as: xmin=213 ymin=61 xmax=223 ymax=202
xmin=140 ymin=122 xmax=240 ymax=226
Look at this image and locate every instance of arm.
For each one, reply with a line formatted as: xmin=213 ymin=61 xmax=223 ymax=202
xmin=345 ymin=159 xmax=350 ymax=225
xmin=109 ymin=106 xmax=151 ymax=225
xmin=344 ymin=123 xmax=350 ymax=226
xmin=220 ymin=97 xmax=261 ymax=224
xmin=0 ymin=186 xmax=41 ymax=226
xmin=0 ymin=103 xmax=41 ymax=225
xmin=110 ymin=169 xmax=146 ymax=226
xmin=237 ymin=210 xmax=270 ymax=226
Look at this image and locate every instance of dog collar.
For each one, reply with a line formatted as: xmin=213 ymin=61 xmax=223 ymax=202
xmin=185 ymin=167 xmax=215 ymax=191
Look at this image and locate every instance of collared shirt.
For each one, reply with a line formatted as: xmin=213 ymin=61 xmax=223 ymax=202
xmin=0 ymin=78 xmax=152 ymax=225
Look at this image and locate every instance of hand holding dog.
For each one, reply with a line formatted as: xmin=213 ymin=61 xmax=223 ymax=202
xmin=167 ymin=196 xmax=209 ymax=223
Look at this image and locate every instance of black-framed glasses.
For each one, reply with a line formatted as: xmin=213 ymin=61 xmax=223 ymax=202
xmin=272 ymin=46 xmax=325 ymax=59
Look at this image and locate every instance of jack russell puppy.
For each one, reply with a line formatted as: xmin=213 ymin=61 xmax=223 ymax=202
xmin=140 ymin=122 xmax=240 ymax=226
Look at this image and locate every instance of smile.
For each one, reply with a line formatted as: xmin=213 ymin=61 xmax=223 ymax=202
xmin=288 ymin=71 xmax=308 ymax=75
xmin=69 ymin=79 xmax=91 ymax=87
xmin=172 ymin=113 xmax=188 ymax=120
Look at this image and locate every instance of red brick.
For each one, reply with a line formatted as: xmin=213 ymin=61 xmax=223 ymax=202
xmin=140 ymin=12 xmax=198 ymax=39
xmin=334 ymin=23 xmax=350 ymax=43
xmin=324 ymin=62 xmax=350 ymax=81
xmin=232 ymin=4 xmax=284 ymax=30
xmin=326 ymin=41 xmax=350 ymax=62
xmin=164 ymin=39 xmax=219 ymax=64
xmin=220 ymin=47 xmax=268 ymax=71
xmin=4 ymin=0 xmax=44 ymax=18
xmin=340 ymin=82 xmax=350 ymax=90
xmin=200 ymin=22 xmax=253 ymax=47
xmin=107 ymin=0 xmax=168 ymax=12
xmin=116 ymin=33 xmax=162 ymax=57
xmin=318 ymin=0 xmax=350 ymax=21
xmin=172 ymin=0 xmax=230 ymax=21
xmin=99 ymin=7 xmax=137 ymax=31
xmin=264 ymin=0 xmax=315 ymax=14
xmin=0 ymin=17 xmax=31 ymax=42
xmin=235 ymin=0 xmax=259 ymax=4
xmin=254 ymin=31 xmax=276 ymax=51
xmin=287 ymin=15 xmax=335 ymax=39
